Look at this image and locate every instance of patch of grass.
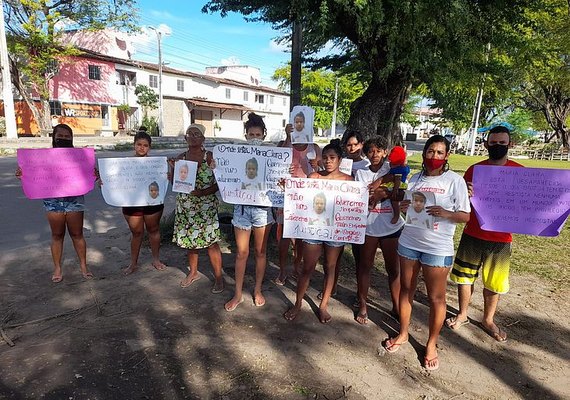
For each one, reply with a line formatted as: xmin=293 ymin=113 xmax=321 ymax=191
xmin=291 ymin=384 xmax=312 ymax=396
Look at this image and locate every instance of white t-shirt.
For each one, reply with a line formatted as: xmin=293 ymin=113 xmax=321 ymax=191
xmin=398 ymin=170 xmax=471 ymax=256
xmin=356 ymin=163 xmax=405 ymax=237
xmin=351 ymin=158 xmax=371 ymax=176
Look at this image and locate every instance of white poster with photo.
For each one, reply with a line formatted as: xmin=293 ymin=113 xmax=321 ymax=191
xmin=289 ymin=105 xmax=315 ymax=144
xmin=283 ymin=178 xmax=368 ymax=244
xmin=172 ymin=160 xmax=198 ymax=194
xmin=98 ymin=157 xmax=169 ymax=207
xmin=404 ymin=190 xmax=436 ymax=230
xmin=213 ymin=144 xmax=292 ymax=207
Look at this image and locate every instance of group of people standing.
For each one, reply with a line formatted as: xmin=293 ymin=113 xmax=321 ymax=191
xmin=17 ymin=118 xmax=518 ymax=372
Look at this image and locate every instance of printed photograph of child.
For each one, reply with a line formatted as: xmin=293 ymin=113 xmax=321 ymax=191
xmin=308 ymin=192 xmax=331 ymax=226
xmin=405 ymin=191 xmax=433 ymax=229
xmin=241 ymin=157 xmax=264 ymax=190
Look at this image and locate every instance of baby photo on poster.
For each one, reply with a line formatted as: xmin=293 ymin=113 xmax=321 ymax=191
xmin=289 ymin=105 xmax=315 ymax=144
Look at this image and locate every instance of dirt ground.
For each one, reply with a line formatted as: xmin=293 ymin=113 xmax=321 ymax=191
xmin=0 ymin=213 xmax=568 ymax=400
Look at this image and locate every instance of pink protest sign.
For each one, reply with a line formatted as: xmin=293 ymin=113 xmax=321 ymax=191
xmin=471 ymin=165 xmax=570 ymax=237
xmin=17 ymin=148 xmax=96 ymax=199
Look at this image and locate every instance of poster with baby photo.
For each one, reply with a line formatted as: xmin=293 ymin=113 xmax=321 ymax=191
xmin=213 ymin=144 xmax=292 ymax=207
xmin=289 ymin=105 xmax=315 ymax=144
xmin=172 ymin=160 xmax=198 ymax=194
xmin=283 ymin=178 xmax=368 ymax=244
xmin=98 ymin=157 xmax=169 ymax=207
xmin=404 ymin=190 xmax=436 ymax=230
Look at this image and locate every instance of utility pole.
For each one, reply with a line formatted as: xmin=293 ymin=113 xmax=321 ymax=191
xmin=0 ymin=0 xmax=17 ymax=139
xmin=469 ymin=42 xmax=491 ymax=156
xmin=290 ymin=18 xmax=302 ymax=110
xmin=330 ymin=76 xmax=338 ymax=137
xmin=148 ymin=26 xmax=165 ymax=136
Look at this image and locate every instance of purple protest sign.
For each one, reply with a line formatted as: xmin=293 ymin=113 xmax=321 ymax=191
xmin=17 ymin=148 xmax=96 ymax=199
xmin=471 ymin=165 xmax=570 ymax=237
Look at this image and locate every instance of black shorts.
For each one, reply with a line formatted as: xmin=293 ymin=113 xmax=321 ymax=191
xmin=122 ymin=204 xmax=164 ymax=217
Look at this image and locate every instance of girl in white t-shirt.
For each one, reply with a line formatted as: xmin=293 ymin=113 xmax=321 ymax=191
xmin=382 ymin=135 xmax=470 ymax=372
xmin=355 ymin=136 xmax=404 ymax=325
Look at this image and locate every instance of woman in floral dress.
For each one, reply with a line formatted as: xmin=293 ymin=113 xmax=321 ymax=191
xmin=171 ymin=124 xmax=224 ymax=293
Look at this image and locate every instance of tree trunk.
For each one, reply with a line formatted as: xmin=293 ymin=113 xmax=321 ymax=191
xmin=9 ymin=57 xmax=51 ymax=135
xmin=344 ymin=73 xmax=411 ymax=146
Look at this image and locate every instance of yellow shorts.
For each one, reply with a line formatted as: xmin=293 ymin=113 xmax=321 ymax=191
xmin=450 ymin=233 xmax=511 ymax=294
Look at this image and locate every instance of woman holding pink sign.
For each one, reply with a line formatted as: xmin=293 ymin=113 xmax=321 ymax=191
xmin=171 ymin=124 xmax=225 ymax=294
xmin=15 ymin=124 xmax=93 ymax=283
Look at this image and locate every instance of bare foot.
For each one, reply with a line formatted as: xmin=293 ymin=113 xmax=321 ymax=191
xmin=356 ymin=306 xmax=368 ymax=324
xmin=82 ymin=271 xmax=94 ymax=280
xmin=284 ymin=306 xmax=301 ymax=321
xmin=424 ymin=347 xmax=439 ymax=371
xmin=482 ymin=322 xmax=507 ymax=342
xmin=180 ymin=273 xmax=201 ymax=288
xmin=254 ymin=292 xmax=266 ymax=307
xmin=224 ymin=296 xmax=244 ymax=312
xmin=152 ymin=261 xmax=167 ymax=271
xmin=211 ymin=278 xmax=225 ymax=294
xmin=123 ymin=265 xmax=138 ymax=276
xmin=274 ymin=274 xmax=287 ymax=285
xmin=52 ymin=267 xmax=63 ymax=283
xmin=319 ymin=308 xmax=332 ymax=324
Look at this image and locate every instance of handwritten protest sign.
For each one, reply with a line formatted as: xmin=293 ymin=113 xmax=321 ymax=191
xmin=290 ymin=105 xmax=315 ymax=144
xmin=404 ymin=190 xmax=436 ymax=230
xmin=472 ymin=165 xmax=570 ymax=236
xmin=98 ymin=157 xmax=168 ymax=207
xmin=283 ymin=178 xmax=368 ymax=244
xmin=213 ymin=144 xmax=292 ymax=207
xmin=339 ymin=158 xmax=353 ymax=176
xmin=172 ymin=160 xmax=198 ymax=194
xmin=17 ymin=148 xmax=95 ymax=199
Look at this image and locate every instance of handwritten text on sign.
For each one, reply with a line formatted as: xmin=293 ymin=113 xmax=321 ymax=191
xmin=213 ymin=144 xmax=292 ymax=207
xmin=17 ymin=148 xmax=95 ymax=199
xmin=98 ymin=157 xmax=169 ymax=207
xmin=283 ymin=178 xmax=368 ymax=244
xmin=471 ymin=165 xmax=570 ymax=236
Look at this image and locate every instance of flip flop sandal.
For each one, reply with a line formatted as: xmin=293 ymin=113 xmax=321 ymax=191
xmin=180 ymin=275 xmax=201 ymax=288
xmin=424 ymin=356 xmax=440 ymax=371
xmin=211 ymin=281 xmax=225 ymax=294
xmin=445 ymin=316 xmax=470 ymax=330
xmin=355 ymin=313 xmax=368 ymax=325
xmin=485 ymin=326 xmax=507 ymax=342
xmin=51 ymin=275 xmax=63 ymax=283
xmin=383 ymin=338 xmax=408 ymax=353
xmin=224 ymin=297 xmax=244 ymax=312
xmin=82 ymin=272 xmax=94 ymax=280
xmin=273 ymin=276 xmax=287 ymax=286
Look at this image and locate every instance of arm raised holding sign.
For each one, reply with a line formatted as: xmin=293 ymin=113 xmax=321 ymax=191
xmin=173 ymin=124 xmax=225 ymax=293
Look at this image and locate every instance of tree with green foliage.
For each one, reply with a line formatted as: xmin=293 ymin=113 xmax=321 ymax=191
xmin=134 ymin=84 xmax=159 ymax=136
xmin=4 ymin=0 xmax=138 ymax=133
xmin=272 ymin=65 xmax=364 ymax=130
xmin=203 ymin=0 xmax=533 ymax=143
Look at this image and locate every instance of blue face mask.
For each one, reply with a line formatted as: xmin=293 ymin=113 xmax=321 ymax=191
xmin=248 ymin=138 xmax=263 ymax=146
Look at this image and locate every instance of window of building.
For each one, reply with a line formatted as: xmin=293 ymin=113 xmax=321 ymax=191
xmin=270 ymin=95 xmax=274 ymax=105
xmin=243 ymin=91 xmax=249 ymax=102
xmin=49 ymin=100 xmax=62 ymax=116
xmin=117 ymin=70 xmax=136 ymax=86
xmin=225 ymin=88 xmax=231 ymax=99
xmin=149 ymin=75 xmax=158 ymax=88
xmin=255 ymin=94 xmax=264 ymax=104
xmin=177 ymin=79 xmax=184 ymax=92
xmin=88 ymin=65 xmax=101 ymax=80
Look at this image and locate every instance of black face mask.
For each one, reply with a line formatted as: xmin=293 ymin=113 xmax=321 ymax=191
xmin=487 ymin=144 xmax=508 ymax=160
xmin=53 ymin=138 xmax=74 ymax=148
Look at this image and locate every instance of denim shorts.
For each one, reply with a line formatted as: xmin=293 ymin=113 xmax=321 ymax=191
xmin=398 ymin=243 xmax=453 ymax=268
xmin=232 ymin=205 xmax=274 ymax=230
xmin=43 ymin=196 xmax=86 ymax=213
xmin=303 ymin=239 xmax=345 ymax=248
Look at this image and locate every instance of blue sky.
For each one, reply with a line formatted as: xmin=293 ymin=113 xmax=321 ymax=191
xmin=131 ymin=1 xmax=290 ymax=87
